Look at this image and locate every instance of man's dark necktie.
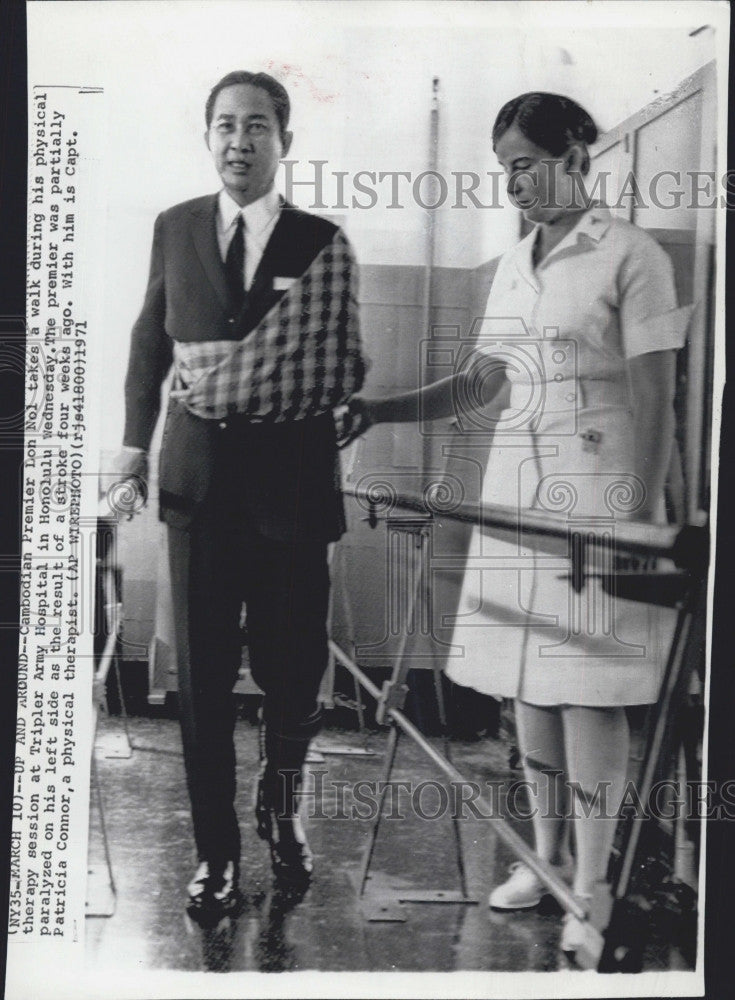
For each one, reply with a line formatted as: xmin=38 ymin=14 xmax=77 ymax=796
xmin=225 ymin=214 xmax=246 ymax=310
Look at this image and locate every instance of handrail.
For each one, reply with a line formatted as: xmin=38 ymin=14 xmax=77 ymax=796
xmin=341 ymin=484 xmax=709 ymax=571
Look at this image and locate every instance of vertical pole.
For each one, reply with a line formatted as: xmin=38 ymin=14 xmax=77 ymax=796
xmin=421 ymin=77 xmax=440 ymax=478
xmin=686 ymin=62 xmax=716 ymax=520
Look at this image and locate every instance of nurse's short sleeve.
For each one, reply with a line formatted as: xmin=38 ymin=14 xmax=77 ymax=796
xmin=619 ymin=236 xmax=691 ymax=358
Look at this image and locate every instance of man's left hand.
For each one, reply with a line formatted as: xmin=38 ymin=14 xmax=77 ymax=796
xmin=334 ymin=398 xmax=373 ymax=449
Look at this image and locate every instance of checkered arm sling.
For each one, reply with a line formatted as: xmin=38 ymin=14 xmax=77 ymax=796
xmin=171 ymin=228 xmax=365 ymax=421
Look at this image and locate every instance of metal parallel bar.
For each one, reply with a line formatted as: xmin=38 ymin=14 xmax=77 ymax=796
xmin=341 ymin=485 xmax=707 ymax=567
xmin=329 ymin=639 xmax=588 ymax=921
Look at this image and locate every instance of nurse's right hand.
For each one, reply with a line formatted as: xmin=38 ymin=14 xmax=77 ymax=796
xmin=335 ymin=397 xmax=375 ymax=449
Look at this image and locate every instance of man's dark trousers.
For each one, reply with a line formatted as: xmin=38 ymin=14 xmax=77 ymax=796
xmin=167 ymin=418 xmax=332 ymax=870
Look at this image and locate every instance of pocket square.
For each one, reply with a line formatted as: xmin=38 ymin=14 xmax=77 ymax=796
xmin=273 ymin=276 xmax=296 ymax=291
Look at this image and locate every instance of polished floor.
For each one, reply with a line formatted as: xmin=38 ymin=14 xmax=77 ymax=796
xmin=86 ymin=708 xmax=687 ymax=976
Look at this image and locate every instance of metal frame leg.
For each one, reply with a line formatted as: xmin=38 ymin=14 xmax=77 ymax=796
xmin=353 ymin=519 xmax=478 ymax=916
xmin=314 ymin=542 xmax=375 ymax=757
xmin=86 ymin=723 xmax=118 ymax=918
xmin=432 ymin=666 xmax=469 ymax=900
xmin=358 ymin=724 xmax=402 ymax=897
xmin=596 ymin=573 xmax=707 ymax=972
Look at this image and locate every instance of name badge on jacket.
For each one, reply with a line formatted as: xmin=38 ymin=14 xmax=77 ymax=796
xmin=273 ymin=276 xmax=296 ymax=291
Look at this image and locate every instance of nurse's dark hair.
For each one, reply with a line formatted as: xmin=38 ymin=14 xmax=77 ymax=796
xmin=205 ymin=71 xmax=290 ymax=140
xmin=493 ymin=92 xmax=598 ymax=173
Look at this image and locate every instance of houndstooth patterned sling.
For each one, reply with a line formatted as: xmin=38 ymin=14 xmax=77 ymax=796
xmin=171 ymin=228 xmax=365 ymax=422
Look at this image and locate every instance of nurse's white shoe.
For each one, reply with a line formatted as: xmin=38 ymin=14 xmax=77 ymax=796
xmin=488 ymin=859 xmax=572 ymax=910
xmin=560 ymin=912 xmax=586 ymax=954
xmin=559 ymin=894 xmax=594 ymax=958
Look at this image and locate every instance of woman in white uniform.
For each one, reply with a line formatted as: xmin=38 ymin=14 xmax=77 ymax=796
xmin=343 ymin=93 xmax=690 ymax=954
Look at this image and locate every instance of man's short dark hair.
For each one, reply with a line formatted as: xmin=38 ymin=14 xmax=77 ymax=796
xmin=205 ymin=71 xmax=291 ymax=140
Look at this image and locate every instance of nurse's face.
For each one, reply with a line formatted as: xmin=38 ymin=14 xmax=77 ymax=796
xmin=495 ymin=123 xmax=576 ymax=224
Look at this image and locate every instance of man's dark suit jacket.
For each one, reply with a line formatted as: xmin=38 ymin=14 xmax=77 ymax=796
xmin=123 ymin=194 xmax=349 ymax=541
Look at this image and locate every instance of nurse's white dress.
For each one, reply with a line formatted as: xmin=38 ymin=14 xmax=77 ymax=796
xmin=444 ymin=206 xmax=692 ymax=707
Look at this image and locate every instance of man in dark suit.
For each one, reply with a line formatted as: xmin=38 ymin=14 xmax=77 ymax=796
xmin=118 ymin=71 xmax=365 ymax=919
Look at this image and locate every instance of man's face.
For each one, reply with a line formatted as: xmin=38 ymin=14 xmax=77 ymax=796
xmin=206 ymin=83 xmax=293 ymax=207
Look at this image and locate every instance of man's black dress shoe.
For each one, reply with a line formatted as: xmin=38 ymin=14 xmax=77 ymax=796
xmin=271 ymin=813 xmax=314 ymax=886
xmin=254 ymin=777 xmax=313 ymax=886
xmin=186 ymin=860 xmax=244 ymax=921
